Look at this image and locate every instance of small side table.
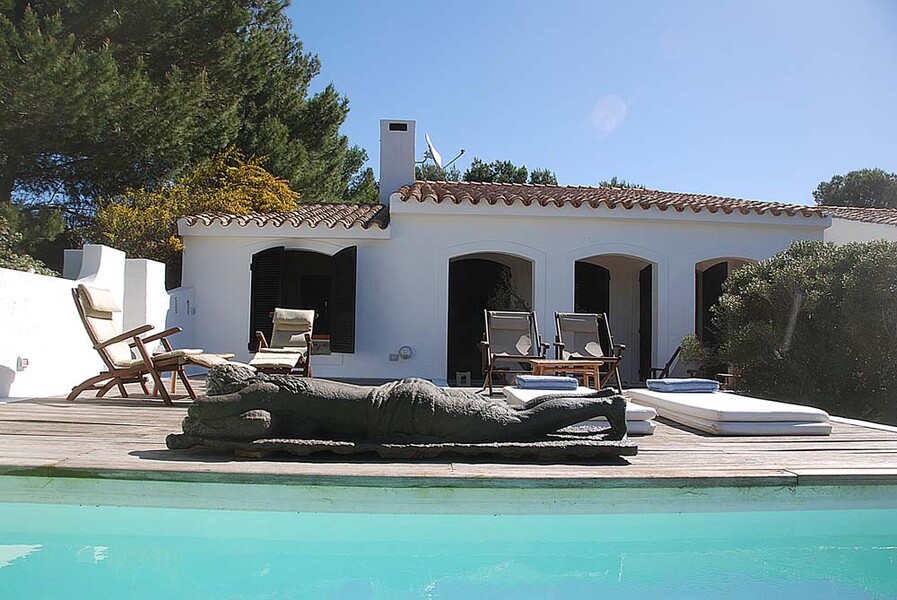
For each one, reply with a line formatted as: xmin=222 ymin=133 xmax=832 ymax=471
xmin=527 ymin=359 xmax=604 ymax=390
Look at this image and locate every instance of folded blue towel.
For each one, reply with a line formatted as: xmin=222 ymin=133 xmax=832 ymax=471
xmin=515 ymin=375 xmax=579 ymax=390
xmin=646 ymin=378 xmax=720 ymax=393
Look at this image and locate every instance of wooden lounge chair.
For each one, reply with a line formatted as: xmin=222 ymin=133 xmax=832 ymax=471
xmin=249 ymin=308 xmax=314 ymax=376
xmin=480 ymin=310 xmax=549 ymax=395
xmin=554 ymin=312 xmax=626 ymax=391
xmin=68 ymin=284 xmax=232 ymax=405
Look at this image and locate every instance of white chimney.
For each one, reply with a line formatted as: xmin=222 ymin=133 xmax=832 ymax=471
xmin=379 ymin=119 xmax=415 ymax=205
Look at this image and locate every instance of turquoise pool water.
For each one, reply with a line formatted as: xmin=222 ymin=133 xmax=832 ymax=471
xmin=1 ymin=497 xmax=896 ymax=599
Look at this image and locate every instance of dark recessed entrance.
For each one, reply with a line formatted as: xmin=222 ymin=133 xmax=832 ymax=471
xmin=447 ymin=258 xmax=509 ymax=384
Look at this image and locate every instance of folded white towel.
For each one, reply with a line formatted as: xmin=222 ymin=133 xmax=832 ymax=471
xmin=515 ymin=375 xmax=579 ymax=390
xmin=646 ymin=378 xmax=720 ymax=393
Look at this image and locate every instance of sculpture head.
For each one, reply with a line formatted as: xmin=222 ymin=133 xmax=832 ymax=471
xmin=205 ymin=363 xmax=263 ymax=396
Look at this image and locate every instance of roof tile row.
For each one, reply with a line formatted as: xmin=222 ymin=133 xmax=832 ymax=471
xmin=396 ymin=181 xmax=824 ymax=218
xmin=182 ymin=203 xmax=390 ymax=230
xmin=180 ymin=182 xmax=897 ymax=230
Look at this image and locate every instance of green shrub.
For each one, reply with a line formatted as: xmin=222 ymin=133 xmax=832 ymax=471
xmin=715 ymin=241 xmax=897 ymax=424
xmin=0 ymin=212 xmax=57 ymax=276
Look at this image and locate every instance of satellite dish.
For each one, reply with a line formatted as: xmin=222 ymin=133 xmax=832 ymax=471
xmin=424 ymin=132 xmax=443 ymax=169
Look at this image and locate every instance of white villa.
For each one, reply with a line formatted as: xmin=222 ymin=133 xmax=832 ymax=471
xmin=2 ymin=119 xmax=896 ymax=399
xmin=176 ymin=119 xmax=897 ymax=386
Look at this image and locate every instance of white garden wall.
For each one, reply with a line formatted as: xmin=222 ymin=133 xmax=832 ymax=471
xmin=0 ymin=245 xmax=194 ymax=399
xmin=0 ymin=268 xmax=102 ymax=399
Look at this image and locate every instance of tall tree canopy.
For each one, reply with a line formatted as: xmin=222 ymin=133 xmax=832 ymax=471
xmin=462 ymin=158 xmax=557 ymax=185
xmin=0 ymin=0 xmax=376 ymax=214
xmin=813 ymin=168 xmax=897 ymax=208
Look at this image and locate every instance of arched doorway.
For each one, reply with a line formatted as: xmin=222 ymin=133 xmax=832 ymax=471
xmin=694 ymin=258 xmax=752 ymax=346
xmin=575 ymin=255 xmax=655 ymax=384
xmin=447 ymin=253 xmax=533 ymax=385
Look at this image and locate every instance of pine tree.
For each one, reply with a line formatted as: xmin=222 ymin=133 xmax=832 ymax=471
xmin=1 ymin=0 xmax=373 ymax=215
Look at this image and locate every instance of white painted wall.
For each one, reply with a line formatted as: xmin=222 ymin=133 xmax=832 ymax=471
xmin=0 ymin=245 xmax=196 ymax=399
xmin=0 ymin=268 xmax=102 ymax=399
xmin=825 ymin=218 xmax=897 ymax=244
xmin=181 ymin=203 xmax=827 ymax=385
xmin=124 ymin=259 xmax=169 ymax=335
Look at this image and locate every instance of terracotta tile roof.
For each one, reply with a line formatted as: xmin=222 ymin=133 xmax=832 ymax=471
xmin=396 ymin=181 xmax=825 ymax=219
xmin=182 ymin=203 xmax=390 ymax=230
xmin=817 ymin=206 xmax=897 ymax=226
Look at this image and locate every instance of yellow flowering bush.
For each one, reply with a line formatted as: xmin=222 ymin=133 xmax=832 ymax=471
xmin=94 ymin=148 xmax=299 ymax=280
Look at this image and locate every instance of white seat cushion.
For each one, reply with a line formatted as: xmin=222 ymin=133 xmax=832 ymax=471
xmin=248 ymin=353 xmax=301 ymax=369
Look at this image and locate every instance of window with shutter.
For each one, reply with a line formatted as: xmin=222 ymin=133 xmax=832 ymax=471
xmin=330 ymin=246 xmax=357 ymax=353
xmin=248 ymin=247 xmax=284 ymax=350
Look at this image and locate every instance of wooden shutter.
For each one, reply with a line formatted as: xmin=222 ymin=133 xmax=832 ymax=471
xmin=249 ymin=247 xmax=284 ymax=350
xmin=330 ymin=246 xmax=357 ymax=353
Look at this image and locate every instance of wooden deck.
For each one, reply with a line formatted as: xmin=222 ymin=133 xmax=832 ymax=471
xmin=1 ymin=381 xmax=897 ymax=490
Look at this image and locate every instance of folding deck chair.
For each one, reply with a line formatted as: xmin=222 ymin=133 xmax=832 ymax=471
xmin=554 ymin=312 xmax=626 ymax=392
xmin=249 ymin=308 xmax=315 ymax=376
xmin=480 ymin=310 xmax=549 ymax=395
xmin=69 ymin=284 xmax=232 ymax=405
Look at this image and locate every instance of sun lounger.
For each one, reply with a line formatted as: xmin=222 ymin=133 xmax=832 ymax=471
xmin=625 ymin=388 xmax=831 ymax=436
xmin=69 ymin=284 xmax=233 ymax=404
xmin=250 ymin=308 xmax=314 ymax=375
xmin=503 ymin=386 xmax=657 ymax=435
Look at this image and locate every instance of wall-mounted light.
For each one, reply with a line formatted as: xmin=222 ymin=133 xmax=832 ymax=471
xmin=398 ymin=345 xmax=414 ymax=360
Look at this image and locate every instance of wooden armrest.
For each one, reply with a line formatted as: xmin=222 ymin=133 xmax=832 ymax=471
xmin=134 ymin=326 xmax=182 ymax=346
xmin=306 ymin=334 xmax=314 ymax=358
xmin=553 ymin=340 xmax=565 ymax=360
xmin=255 ymin=331 xmax=269 ymax=349
xmin=96 ymin=324 xmax=154 ymax=349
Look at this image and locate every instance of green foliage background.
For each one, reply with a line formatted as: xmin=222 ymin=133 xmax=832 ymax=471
xmin=814 ymin=168 xmax=897 ymax=208
xmin=716 ymin=241 xmax=897 ymax=424
xmin=0 ymin=0 xmax=376 ymax=212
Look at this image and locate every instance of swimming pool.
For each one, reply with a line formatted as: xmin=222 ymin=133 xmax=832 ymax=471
xmin=1 ymin=478 xmax=895 ymax=598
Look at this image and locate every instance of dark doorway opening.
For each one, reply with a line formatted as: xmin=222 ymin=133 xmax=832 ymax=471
xmin=638 ymin=265 xmax=653 ymax=381
xmin=447 ymin=258 xmax=510 ymax=384
xmin=249 ymin=247 xmax=357 ymax=352
xmin=696 ymin=261 xmax=728 ymax=347
xmin=574 ymin=262 xmax=611 ymax=315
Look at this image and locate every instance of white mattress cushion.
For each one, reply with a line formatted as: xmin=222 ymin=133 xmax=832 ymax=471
xmin=503 ymin=386 xmax=657 ymax=421
xmin=625 ymin=389 xmax=829 ymax=423
xmin=656 ymin=408 xmax=833 ymax=436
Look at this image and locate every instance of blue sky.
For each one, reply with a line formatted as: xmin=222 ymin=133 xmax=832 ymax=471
xmin=289 ymin=0 xmax=897 ymax=205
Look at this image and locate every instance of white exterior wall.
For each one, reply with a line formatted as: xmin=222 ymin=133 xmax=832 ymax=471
xmin=824 ymin=217 xmax=897 ymax=244
xmin=0 ymin=268 xmax=103 ymax=399
xmin=1 ymin=245 xmax=196 ymax=399
xmin=181 ymin=203 xmax=827 ymax=385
